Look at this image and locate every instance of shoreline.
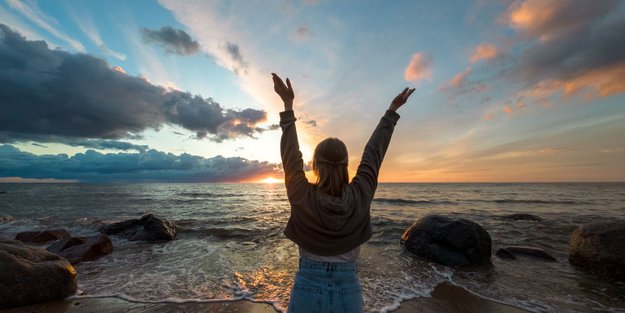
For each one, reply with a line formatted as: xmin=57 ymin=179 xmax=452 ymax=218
xmin=3 ymin=282 xmax=531 ymax=313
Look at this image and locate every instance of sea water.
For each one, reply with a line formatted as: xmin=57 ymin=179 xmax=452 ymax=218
xmin=1 ymin=183 xmax=624 ymax=312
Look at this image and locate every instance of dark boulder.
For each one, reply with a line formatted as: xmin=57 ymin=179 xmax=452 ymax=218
xmin=401 ymin=214 xmax=492 ymax=267
xmin=100 ymin=214 xmax=176 ymax=241
xmin=501 ymin=214 xmax=542 ymax=222
xmin=496 ymin=246 xmax=556 ymax=262
xmin=569 ymin=220 xmax=625 ymax=281
xmin=15 ymin=229 xmax=71 ymax=244
xmin=47 ymin=234 xmax=113 ymax=264
xmin=0 ymin=240 xmax=77 ymax=309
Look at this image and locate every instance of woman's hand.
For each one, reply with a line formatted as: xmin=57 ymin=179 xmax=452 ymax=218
xmin=272 ymin=73 xmax=294 ymax=111
xmin=389 ymin=87 xmax=415 ymax=112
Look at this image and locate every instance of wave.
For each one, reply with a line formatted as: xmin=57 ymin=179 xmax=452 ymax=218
xmin=373 ymin=198 xmax=458 ymax=206
xmin=478 ymin=199 xmax=591 ymax=205
xmin=176 ymin=226 xmax=281 ymax=240
xmin=178 ymin=192 xmax=243 ymax=198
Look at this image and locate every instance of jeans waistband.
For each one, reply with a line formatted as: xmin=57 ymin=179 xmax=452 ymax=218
xmin=298 ymin=257 xmax=357 ymax=272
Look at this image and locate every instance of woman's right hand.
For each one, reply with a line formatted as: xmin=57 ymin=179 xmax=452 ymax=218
xmin=272 ymin=73 xmax=294 ymax=111
xmin=389 ymin=87 xmax=415 ymax=112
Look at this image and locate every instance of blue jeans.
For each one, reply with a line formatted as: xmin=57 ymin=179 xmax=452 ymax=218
xmin=288 ymin=257 xmax=363 ymax=313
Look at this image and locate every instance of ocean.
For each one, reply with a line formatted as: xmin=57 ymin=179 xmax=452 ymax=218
xmin=1 ymin=182 xmax=624 ymax=312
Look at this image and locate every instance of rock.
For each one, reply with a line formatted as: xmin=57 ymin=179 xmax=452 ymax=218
xmin=501 ymin=214 xmax=542 ymax=221
xmin=497 ymin=246 xmax=556 ymax=262
xmin=401 ymin=214 xmax=492 ymax=267
xmin=15 ymin=229 xmax=71 ymax=244
xmin=569 ymin=220 xmax=625 ymax=281
xmin=101 ymin=214 xmax=176 ymax=241
xmin=0 ymin=215 xmax=12 ymax=223
xmin=0 ymin=240 xmax=77 ymax=309
xmin=47 ymin=234 xmax=113 ymax=264
xmin=0 ymin=191 xmax=7 ymax=194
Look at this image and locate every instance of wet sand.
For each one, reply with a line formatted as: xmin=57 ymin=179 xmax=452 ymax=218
xmin=4 ymin=282 xmax=530 ymax=313
xmin=2 ymin=298 xmax=278 ymax=313
xmin=393 ymin=282 xmax=531 ymax=313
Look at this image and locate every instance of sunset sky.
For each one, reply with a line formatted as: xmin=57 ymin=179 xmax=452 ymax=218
xmin=1 ymin=0 xmax=624 ymax=182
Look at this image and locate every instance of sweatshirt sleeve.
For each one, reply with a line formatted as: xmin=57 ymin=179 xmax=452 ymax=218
xmin=352 ymin=110 xmax=400 ymax=197
xmin=280 ymin=110 xmax=309 ymax=201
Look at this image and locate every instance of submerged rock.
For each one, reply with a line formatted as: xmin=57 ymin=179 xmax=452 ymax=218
xmin=497 ymin=246 xmax=556 ymax=262
xmin=100 ymin=214 xmax=176 ymax=241
xmin=15 ymin=229 xmax=71 ymax=244
xmin=401 ymin=214 xmax=492 ymax=267
xmin=47 ymin=234 xmax=113 ymax=264
xmin=569 ymin=220 xmax=625 ymax=281
xmin=0 ymin=240 xmax=77 ymax=309
xmin=501 ymin=214 xmax=542 ymax=222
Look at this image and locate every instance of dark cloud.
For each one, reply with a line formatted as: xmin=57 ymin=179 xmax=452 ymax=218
xmin=0 ymin=145 xmax=279 ymax=183
xmin=303 ymin=120 xmax=317 ymax=127
xmin=225 ymin=42 xmax=248 ymax=74
xmin=65 ymin=140 xmax=148 ymax=152
xmin=141 ymin=26 xmax=200 ymax=55
xmin=505 ymin=0 xmax=625 ymax=86
xmin=0 ymin=24 xmax=267 ymax=145
xmin=292 ymin=26 xmax=312 ymax=41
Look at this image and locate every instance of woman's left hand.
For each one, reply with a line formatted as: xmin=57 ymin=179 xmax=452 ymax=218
xmin=272 ymin=73 xmax=294 ymax=111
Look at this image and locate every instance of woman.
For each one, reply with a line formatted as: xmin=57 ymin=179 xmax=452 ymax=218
xmin=272 ymin=73 xmax=414 ymax=313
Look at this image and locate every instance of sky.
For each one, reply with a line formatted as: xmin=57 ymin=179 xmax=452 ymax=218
xmin=0 ymin=0 xmax=624 ymax=183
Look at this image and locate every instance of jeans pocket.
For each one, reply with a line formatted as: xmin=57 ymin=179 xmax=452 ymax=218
xmin=338 ymin=286 xmax=363 ymax=313
xmin=288 ymin=284 xmax=323 ymax=313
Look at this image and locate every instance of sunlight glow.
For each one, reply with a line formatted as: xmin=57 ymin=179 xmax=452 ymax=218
xmin=260 ymin=177 xmax=282 ymax=184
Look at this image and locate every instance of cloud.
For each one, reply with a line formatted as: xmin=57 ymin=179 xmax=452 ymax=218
xmin=72 ymin=11 xmax=126 ymax=60
xmin=470 ymin=43 xmax=498 ymax=63
xmin=503 ymin=106 xmax=513 ymax=114
xmin=113 ymin=65 xmax=126 ymax=74
xmin=225 ymin=42 xmax=249 ymax=74
xmin=292 ymin=26 xmax=312 ymax=41
xmin=404 ymin=52 xmax=432 ymax=82
xmin=6 ymin=0 xmax=85 ymax=52
xmin=0 ymin=24 xmax=267 ymax=145
xmin=502 ymin=0 xmax=625 ymax=101
xmin=449 ymin=68 xmax=472 ymax=88
xmin=141 ymin=26 xmax=200 ymax=55
xmin=0 ymin=145 xmax=279 ymax=183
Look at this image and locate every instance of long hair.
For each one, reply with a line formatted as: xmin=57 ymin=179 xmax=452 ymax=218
xmin=312 ymin=138 xmax=349 ymax=197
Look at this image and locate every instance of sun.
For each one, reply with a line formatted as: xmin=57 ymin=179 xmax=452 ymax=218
xmin=259 ymin=177 xmax=282 ymax=184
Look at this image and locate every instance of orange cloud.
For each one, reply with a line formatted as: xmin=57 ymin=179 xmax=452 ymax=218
xmin=113 ymin=65 xmax=126 ymax=74
xmin=483 ymin=113 xmax=493 ymax=121
xmin=521 ymin=63 xmax=625 ymax=101
xmin=507 ymin=0 xmax=558 ymax=38
xmin=503 ymin=106 xmax=513 ymax=114
xmin=470 ymin=44 xmax=498 ymax=63
xmin=404 ymin=53 xmax=432 ymax=82
xmin=504 ymin=0 xmax=616 ymax=43
xmin=449 ymin=68 xmax=471 ymax=87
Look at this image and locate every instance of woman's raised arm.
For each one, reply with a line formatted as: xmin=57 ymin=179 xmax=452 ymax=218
xmin=352 ymin=88 xmax=414 ymax=195
xmin=273 ymin=73 xmax=308 ymax=201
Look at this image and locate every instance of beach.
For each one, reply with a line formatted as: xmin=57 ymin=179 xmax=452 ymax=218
xmin=1 ymin=182 xmax=625 ymax=312
xmin=4 ymin=282 xmax=530 ymax=313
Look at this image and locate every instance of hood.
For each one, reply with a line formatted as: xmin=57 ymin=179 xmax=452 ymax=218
xmin=314 ymin=185 xmax=355 ymax=232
